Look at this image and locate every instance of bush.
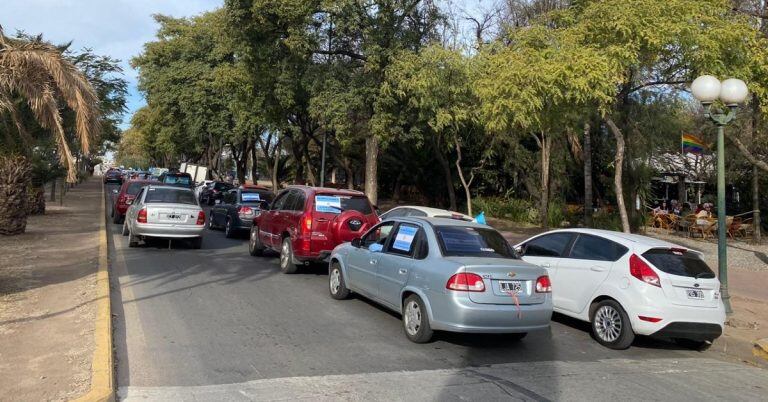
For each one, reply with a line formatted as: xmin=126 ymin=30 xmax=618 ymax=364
xmin=473 ymin=197 xmax=539 ymax=224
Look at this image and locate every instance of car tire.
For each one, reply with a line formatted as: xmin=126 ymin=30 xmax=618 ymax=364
xmin=128 ymin=230 xmax=139 ymax=248
xmin=673 ymin=338 xmax=712 ymax=351
xmin=113 ymin=212 xmax=123 ymax=224
xmin=191 ymin=236 xmax=203 ymax=249
xmin=329 ymin=262 xmax=350 ymax=300
xmin=122 ymin=220 xmax=129 ymax=236
xmin=249 ymin=225 xmax=264 ymax=256
xmin=590 ymin=299 xmax=635 ymax=350
xmin=508 ymin=332 xmax=527 ymax=341
xmin=279 ymin=237 xmax=299 ymax=274
xmin=110 ymin=207 xmax=114 ymax=217
xmin=207 ymin=214 xmax=217 ymax=230
xmin=402 ymin=294 xmax=433 ymax=343
xmin=224 ymin=218 xmax=234 ymax=238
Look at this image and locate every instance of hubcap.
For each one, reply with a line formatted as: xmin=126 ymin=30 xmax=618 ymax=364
xmin=281 ymin=241 xmax=289 ymax=267
xmin=404 ymin=301 xmax=421 ymax=336
xmin=330 ymin=269 xmax=341 ymax=294
xmin=250 ymin=228 xmax=257 ymax=248
xmin=594 ymin=305 xmax=622 ymax=342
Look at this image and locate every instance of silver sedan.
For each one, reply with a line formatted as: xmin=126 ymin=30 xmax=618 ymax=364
xmin=329 ymin=217 xmax=553 ymax=343
xmin=123 ymin=185 xmax=206 ymax=249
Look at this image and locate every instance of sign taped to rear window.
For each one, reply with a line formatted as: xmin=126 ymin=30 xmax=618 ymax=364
xmin=392 ymin=225 xmax=418 ymax=251
xmin=242 ymin=193 xmax=261 ymax=201
xmin=315 ymin=195 xmax=341 ymax=213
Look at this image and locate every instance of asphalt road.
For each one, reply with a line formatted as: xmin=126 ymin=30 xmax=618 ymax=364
xmin=106 ymin=184 xmax=768 ymax=400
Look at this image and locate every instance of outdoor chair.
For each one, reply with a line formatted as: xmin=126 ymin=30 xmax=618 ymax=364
xmin=728 ymin=217 xmax=743 ymax=239
xmin=665 ymin=214 xmax=681 ymax=232
xmin=679 ymin=214 xmax=696 ymax=237
xmin=740 ymin=218 xmax=755 ymax=237
xmin=690 ymin=218 xmax=717 ymax=239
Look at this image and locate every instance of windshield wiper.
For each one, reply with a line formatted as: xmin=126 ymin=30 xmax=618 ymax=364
xmin=694 ymin=272 xmax=716 ymax=279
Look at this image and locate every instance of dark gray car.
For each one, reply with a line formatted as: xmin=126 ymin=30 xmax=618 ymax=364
xmin=208 ymin=187 xmax=274 ymax=238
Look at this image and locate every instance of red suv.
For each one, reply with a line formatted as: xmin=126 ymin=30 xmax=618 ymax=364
xmin=248 ymin=186 xmax=379 ymax=273
xmin=111 ymin=179 xmax=157 ymax=224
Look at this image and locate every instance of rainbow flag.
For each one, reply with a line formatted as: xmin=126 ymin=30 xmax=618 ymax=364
xmin=682 ymin=134 xmax=707 ymax=154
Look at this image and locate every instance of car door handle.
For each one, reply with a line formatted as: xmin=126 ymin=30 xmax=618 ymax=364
xmin=398 ymin=268 xmax=408 ymax=275
xmin=369 ymin=259 xmax=378 ymax=265
xmin=590 ymin=266 xmax=607 ymax=272
xmin=316 ymin=218 xmax=329 ymax=223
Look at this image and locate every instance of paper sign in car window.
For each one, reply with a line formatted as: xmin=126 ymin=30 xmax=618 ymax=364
xmin=392 ymin=225 xmax=418 ymax=251
xmin=315 ymin=195 xmax=342 ymax=213
xmin=242 ymin=193 xmax=261 ymax=201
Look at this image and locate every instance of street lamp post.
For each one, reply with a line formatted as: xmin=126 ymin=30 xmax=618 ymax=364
xmin=690 ymin=75 xmax=749 ymax=315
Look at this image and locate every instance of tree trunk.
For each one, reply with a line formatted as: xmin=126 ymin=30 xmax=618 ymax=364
xmin=250 ymin=140 xmax=259 ymax=185
xmin=271 ymin=140 xmax=281 ymax=194
xmin=0 ymin=155 xmax=32 ymax=235
xmin=432 ymin=136 xmax=457 ymax=211
xmin=343 ymin=160 xmax=354 ymax=190
xmin=605 ymin=117 xmax=631 ymax=233
xmin=27 ymin=185 xmax=46 ymax=215
xmin=583 ymin=121 xmax=593 ymax=227
xmin=753 ymin=164 xmax=762 ymax=243
xmin=365 ymin=135 xmax=379 ymax=206
xmin=454 ymin=138 xmax=473 ymax=216
xmin=539 ymin=133 xmax=552 ymax=228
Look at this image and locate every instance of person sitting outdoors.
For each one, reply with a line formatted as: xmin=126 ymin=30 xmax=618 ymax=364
xmin=670 ymin=199 xmax=682 ymax=216
xmin=696 ymin=203 xmax=713 ymax=225
xmin=653 ymin=200 xmax=669 ymax=215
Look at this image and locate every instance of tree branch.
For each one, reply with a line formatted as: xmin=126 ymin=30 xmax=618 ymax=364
xmin=312 ymin=49 xmax=366 ymax=61
xmin=728 ymin=134 xmax=768 ymax=172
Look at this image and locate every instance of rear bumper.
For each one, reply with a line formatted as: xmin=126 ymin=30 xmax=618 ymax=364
xmin=628 ymin=300 xmax=725 ymax=339
xmin=430 ymin=293 xmax=553 ymax=333
xmin=133 ymin=222 xmax=204 ymax=238
xmin=294 ymin=250 xmax=332 ymax=263
xmin=652 ymin=322 xmax=723 ymax=341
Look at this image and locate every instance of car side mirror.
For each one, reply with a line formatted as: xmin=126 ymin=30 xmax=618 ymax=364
xmin=351 ymin=238 xmax=362 ymax=248
xmin=515 ymin=244 xmax=525 ymax=256
xmin=126 ymin=199 xmax=133 ymax=205
xmin=112 ymin=189 xmax=118 ymax=194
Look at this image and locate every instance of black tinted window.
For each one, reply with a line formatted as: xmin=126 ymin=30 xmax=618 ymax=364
xmin=435 ymin=226 xmax=517 ymax=258
xmin=642 ymin=249 xmax=715 ymax=278
xmin=145 ymin=188 xmax=197 ymax=205
xmin=126 ymin=183 xmax=146 ymax=195
xmin=407 ymin=209 xmax=427 ymax=217
xmin=569 ymin=234 xmax=628 ymax=262
xmin=524 ymin=233 xmax=573 ymax=257
xmin=163 ymin=175 xmax=191 ymax=185
xmin=291 ymin=192 xmax=306 ymax=211
xmin=271 ymin=191 xmax=289 ymax=210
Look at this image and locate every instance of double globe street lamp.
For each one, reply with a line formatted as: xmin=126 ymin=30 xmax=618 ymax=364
xmin=690 ymin=75 xmax=749 ymax=314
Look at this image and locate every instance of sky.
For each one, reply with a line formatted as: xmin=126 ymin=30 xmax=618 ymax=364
xmin=1 ymin=0 xmax=223 ymax=130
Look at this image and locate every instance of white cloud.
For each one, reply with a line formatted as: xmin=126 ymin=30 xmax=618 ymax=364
xmin=1 ymin=0 xmax=223 ymax=126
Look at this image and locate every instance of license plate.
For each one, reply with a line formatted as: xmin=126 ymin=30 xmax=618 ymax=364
xmin=165 ymin=213 xmax=183 ymax=220
xmin=686 ymin=289 xmax=704 ymax=299
xmin=499 ymin=280 xmax=523 ymax=293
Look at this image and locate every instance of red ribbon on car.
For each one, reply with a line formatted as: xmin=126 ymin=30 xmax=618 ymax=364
xmin=505 ymin=290 xmax=522 ymax=319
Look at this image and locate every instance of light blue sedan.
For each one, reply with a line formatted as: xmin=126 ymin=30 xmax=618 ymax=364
xmin=328 ymin=217 xmax=553 ymax=343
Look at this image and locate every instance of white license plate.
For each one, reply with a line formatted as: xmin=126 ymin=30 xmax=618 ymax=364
xmin=686 ymin=289 xmax=704 ymax=299
xmin=499 ymin=280 xmax=523 ymax=293
xmin=164 ymin=213 xmax=183 ymax=220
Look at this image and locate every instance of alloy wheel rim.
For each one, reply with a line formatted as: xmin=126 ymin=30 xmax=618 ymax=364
xmin=226 ymin=221 xmax=231 ymax=234
xmin=404 ymin=301 xmax=421 ymax=336
xmin=280 ymin=241 xmax=289 ymax=267
xmin=250 ymin=228 xmax=257 ymax=250
xmin=594 ymin=305 xmax=622 ymax=342
xmin=330 ymin=269 xmax=340 ymax=294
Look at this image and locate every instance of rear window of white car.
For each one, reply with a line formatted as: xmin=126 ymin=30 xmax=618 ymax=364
xmin=314 ymin=195 xmax=372 ymax=215
xmin=145 ymin=188 xmax=197 ymax=205
xmin=642 ymin=249 xmax=716 ymax=279
xmin=435 ymin=226 xmax=518 ymax=259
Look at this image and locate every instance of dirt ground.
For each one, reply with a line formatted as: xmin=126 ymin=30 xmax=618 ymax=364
xmin=0 ymin=179 xmax=101 ymax=401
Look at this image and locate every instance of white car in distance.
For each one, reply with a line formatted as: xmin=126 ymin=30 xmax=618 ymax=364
xmin=515 ymin=229 xmax=725 ymax=350
xmin=379 ymin=206 xmax=473 ymax=221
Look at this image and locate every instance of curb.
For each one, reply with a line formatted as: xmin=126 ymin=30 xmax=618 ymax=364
xmin=72 ymin=182 xmax=114 ymax=402
xmin=755 ymin=338 xmax=768 ymax=362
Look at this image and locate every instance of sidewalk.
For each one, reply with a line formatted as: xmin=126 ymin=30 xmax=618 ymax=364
xmin=498 ymin=223 xmax=768 ymax=366
xmin=0 ymin=178 xmax=102 ymax=400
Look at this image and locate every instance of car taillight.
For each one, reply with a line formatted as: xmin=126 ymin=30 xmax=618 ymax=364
xmin=629 ymin=254 xmax=661 ymax=287
xmin=302 ymin=214 xmax=313 ymax=234
xmin=196 ymin=210 xmax=205 ymax=225
xmin=446 ymin=273 xmax=486 ymax=292
xmin=238 ymin=206 xmax=254 ymax=218
xmin=535 ymin=275 xmax=552 ymax=293
xmin=137 ymin=208 xmax=147 ymax=223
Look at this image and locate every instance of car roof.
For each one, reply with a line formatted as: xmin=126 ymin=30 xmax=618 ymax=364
xmin=534 ymin=228 xmax=682 ymax=249
xmin=388 ymin=216 xmax=490 ymax=229
xmin=387 ymin=205 xmax=473 ymax=219
xmin=146 ymin=184 xmax=193 ymax=191
xmin=287 ymin=185 xmax=365 ymax=197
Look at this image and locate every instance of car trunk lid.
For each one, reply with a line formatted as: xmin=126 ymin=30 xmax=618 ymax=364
xmin=642 ymin=248 xmax=721 ymax=308
xmin=146 ymin=204 xmax=200 ymax=226
xmin=446 ymin=257 xmax=547 ymax=305
xmin=310 ymin=193 xmax=377 ymax=253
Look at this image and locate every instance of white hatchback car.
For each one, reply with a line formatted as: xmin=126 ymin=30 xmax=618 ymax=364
xmin=379 ymin=206 xmax=473 ymax=221
xmin=516 ymin=229 xmax=725 ymax=350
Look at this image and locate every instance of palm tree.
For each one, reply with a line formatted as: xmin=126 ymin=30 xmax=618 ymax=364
xmin=0 ymin=26 xmax=100 ymax=235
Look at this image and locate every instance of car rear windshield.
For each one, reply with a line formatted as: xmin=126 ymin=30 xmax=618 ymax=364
xmin=241 ymin=190 xmax=273 ymax=205
xmin=126 ymin=182 xmax=148 ymax=195
xmin=435 ymin=226 xmax=518 ymax=259
xmin=314 ymin=195 xmax=372 ymax=215
xmin=145 ymin=188 xmax=197 ymax=205
xmin=163 ymin=175 xmax=191 ymax=185
xmin=642 ymin=249 xmax=716 ymax=279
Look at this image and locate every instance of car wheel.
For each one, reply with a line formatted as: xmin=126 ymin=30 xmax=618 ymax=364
xmin=110 ymin=207 xmax=114 ymax=217
xmin=673 ymin=338 xmax=712 ymax=351
xmin=402 ymin=294 xmax=433 ymax=343
xmin=128 ymin=229 xmax=139 ymax=248
xmin=190 ymin=236 xmax=203 ymax=249
xmin=279 ymin=237 xmax=299 ymax=274
xmin=508 ymin=332 xmax=527 ymax=341
xmin=224 ymin=218 xmax=234 ymax=238
xmin=249 ymin=225 xmax=264 ymax=256
xmin=207 ymin=214 xmax=217 ymax=230
xmin=113 ymin=212 xmax=123 ymax=224
xmin=122 ymin=220 xmax=129 ymax=236
xmin=590 ymin=299 xmax=635 ymax=350
xmin=329 ymin=262 xmax=350 ymax=300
